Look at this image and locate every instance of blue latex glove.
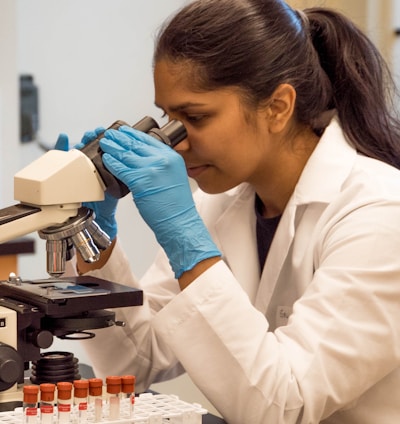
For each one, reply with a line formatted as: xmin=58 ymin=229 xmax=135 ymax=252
xmin=54 ymin=133 xmax=69 ymax=151
xmin=54 ymin=130 xmax=118 ymax=241
xmin=99 ymin=125 xmax=221 ymax=278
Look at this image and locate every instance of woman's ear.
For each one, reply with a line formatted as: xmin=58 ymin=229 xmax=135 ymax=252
xmin=264 ymin=84 xmax=296 ymax=133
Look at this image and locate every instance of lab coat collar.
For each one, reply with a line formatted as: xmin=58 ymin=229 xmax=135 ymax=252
xmin=291 ymin=115 xmax=356 ymax=205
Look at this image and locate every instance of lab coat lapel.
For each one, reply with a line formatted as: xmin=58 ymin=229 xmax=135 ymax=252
xmin=254 ymin=202 xmax=297 ymax=313
xmin=212 ymin=185 xmax=298 ymax=314
xmin=214 ymin=186 xmax=261 ymax=304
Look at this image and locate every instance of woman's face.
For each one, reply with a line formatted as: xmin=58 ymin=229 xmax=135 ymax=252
xmin=154 ymin=59 xmax=279 ymax=194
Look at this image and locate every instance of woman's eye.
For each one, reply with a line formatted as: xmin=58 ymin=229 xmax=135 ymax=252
xmin=159 ymin=109 xmax=208 ymax=125
xmin=186 ymin=115 xmax=206 ymax=123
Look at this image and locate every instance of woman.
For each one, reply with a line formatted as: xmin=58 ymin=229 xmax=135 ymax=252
xmin=66 ymin=0 xmax=400 ymax=422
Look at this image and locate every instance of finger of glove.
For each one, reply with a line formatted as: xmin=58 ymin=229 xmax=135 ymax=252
xmin=84 ymin=201 xmax=117 ymax=219
xmin=101 ymin=129 xmax=179 ymax=171
xmin=84 ymin=191 xmax=118 ymax=214
xmin=120 ymin=125 xmax=172 ymax=151
xmin=100 ymin=134 xmax=159 ymax=164
xmin=101 ymin=137 xmax=181 ymax=184
xmin=102 ymin=153 xmax=142 ymax=190
xmin=75 ymin=126 xmax=106 ymax=150
xmin=54 ymin=133 xmax=69 ymax=151
xmin=83 ymin=199 xmax=118 ymax=240
xmin=106 ymin=125 xmax=171 ymax=153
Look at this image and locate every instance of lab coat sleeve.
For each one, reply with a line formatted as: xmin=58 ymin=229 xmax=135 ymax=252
xmin=152 ymin=261 xmax=304 ymax=423
xmin=67 ymin=241 xmax=185 ymax=392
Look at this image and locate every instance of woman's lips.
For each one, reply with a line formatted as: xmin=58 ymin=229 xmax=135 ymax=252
xmin=187 ymin=165 xmax=210 ymax=178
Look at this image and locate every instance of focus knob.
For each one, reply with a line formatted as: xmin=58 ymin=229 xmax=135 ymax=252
xmin=0 ymin=343 xmax=23 ymax=390
xmin=31 ymin=329 xmax=54 ymax=349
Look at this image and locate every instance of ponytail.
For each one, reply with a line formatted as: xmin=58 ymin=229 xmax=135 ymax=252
xmin=305 ymin=8 xmax=400 ymax=169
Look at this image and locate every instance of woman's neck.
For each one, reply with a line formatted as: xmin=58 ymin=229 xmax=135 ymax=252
xmin=254 ymin=127 xmax=320 ymax=218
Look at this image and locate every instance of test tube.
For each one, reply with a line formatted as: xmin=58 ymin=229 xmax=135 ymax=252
xmin=57 ymin=381 xmax=73 ymax=424
xmin=106 ymin=376 xmax=121 ymax=420
xmin=121 ymin=375 xmax=136 ymax=417
xmin=23 ymin=385 xmax=39 ymax=424
xmin=73 ymin=379 xmax=89 ymax=423
xmin=40 ymin=383 xmax=55 ymax=424
xmin=88 ymin=378 xmax=103 ymax=422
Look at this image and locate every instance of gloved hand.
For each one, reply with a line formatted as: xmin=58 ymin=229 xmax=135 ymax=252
xmin=54 ymin=130 xmax=119 ymax=241
xmin=99 ymin=125 xmax=221 ymax=278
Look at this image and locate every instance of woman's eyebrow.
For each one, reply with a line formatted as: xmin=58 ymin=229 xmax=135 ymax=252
xmin=154 ymin=102 xmax=207 ymax=112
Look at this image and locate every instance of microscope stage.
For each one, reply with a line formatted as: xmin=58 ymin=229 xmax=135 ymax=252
xmin=0 ymin=276 xmax=143 ymax=316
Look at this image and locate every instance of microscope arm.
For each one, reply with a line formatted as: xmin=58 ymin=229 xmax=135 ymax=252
xmin=0 ymin=204 xmax=80 ymax=244
xmin=0 ymin=149 xmax=105 ymax=244
xmin=0 ymin=149 xmax=109 ymax=276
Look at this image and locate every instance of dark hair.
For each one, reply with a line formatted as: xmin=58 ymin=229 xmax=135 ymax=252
xmin=154 ymin=0 xmax=400 ymax=168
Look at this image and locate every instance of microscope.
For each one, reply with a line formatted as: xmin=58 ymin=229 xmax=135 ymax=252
xmin=0 ymin=117 xmax=186 ymax=410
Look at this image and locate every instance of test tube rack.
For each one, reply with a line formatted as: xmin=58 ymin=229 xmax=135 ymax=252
xmin=0 ymin=393 xmax=208 ymax=423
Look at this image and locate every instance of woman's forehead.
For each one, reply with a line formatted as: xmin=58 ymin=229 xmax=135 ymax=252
xmin=154 ymin=59 xmax=200 ymax=87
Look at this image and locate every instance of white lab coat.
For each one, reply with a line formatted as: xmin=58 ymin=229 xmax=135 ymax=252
xmin=75 ymin=117 xmax=400 ymax=424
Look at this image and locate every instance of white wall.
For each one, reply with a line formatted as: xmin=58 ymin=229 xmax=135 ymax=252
xmin=0 ymin=1 xmax=19 ymax=206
